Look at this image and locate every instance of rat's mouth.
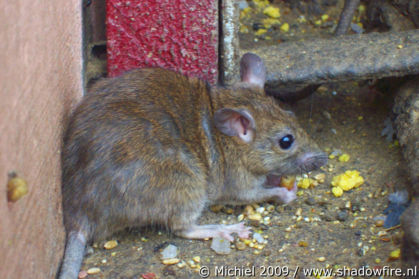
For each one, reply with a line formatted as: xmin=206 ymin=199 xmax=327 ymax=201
xmin=265 ymin=174 xmax=296 ymax=190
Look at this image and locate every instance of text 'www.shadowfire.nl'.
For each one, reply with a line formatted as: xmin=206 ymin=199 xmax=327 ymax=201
xmin=198 ymin=264 xmax=418 ymax=278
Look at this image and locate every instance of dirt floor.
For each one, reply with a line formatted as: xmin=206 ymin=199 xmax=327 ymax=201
xmin=80 ymin=1 xmax=415 ymax=278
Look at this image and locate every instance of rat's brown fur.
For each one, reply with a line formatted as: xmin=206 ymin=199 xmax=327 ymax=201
xmin=59 ymin=53 xmax=326 ymax=279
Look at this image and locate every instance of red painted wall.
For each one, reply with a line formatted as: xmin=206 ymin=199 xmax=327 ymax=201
xmin=106 ymin=0 xmax=219 ymax=84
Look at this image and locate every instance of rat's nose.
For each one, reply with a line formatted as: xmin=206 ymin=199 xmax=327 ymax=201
xmin=297 ymin=152 xmax=328 ymax=173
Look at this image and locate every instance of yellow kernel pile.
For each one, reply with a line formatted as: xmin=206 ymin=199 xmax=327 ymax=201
xmin=331 ymin=170 xmax=364 ymax=197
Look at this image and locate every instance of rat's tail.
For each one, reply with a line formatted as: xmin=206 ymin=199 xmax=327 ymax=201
xmin=58 ymin=231 xmax=87 ymax=279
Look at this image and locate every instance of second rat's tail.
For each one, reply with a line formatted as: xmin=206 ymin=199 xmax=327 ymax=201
xmin=58 ymin=231 xmax=87 ymax=279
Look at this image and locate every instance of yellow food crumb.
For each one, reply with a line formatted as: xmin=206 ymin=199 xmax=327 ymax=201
xmin=248 ymin=212 xmax=262 ymax=221
xmin=104 ymin=240 xmax=118 ymax=250
xmin=87 ymin=268 xmax=101 ymax=275
xmin=389 ymin=248 xmax=401 ymax=260
xmin=314 ymin=19 xmax=322 ymax=26
xmin=255 ymin=28 xmax=267 ymax=36
xmin=262 ymin=17 xmax=281 ymax=29
xmin=314 ymin=173 xmax=326 ymax=183
xmin=177 ymin=261 xmax=187 ymax=268
xmin=393 ymin=140 xmax=399 ymax=146
xmin=263 ymin=6 xmax=280 ymax=18
xmin=329 ymin=154 xmax=335 ymax=159
xmin=317 ymin=256 xmax=326 ymax=262
xmin=338 ymin=154 xmax=350 ymax=162
xmin=240 ymin=25 xmax=249 ymax=34
xmin=7 ymin=175 xmax=28 ymax=202
xmin=280 ymin=175 xmax=296 ymax=190
xmin=297 ymin=178 xmax=311 ymax=189
xmin=321 ymin=14 xmax=329 ymax=21
xmin=162 ymin=258 xmax=180 ymax=265
xmin=297 ymin=15 xmax=307 ymax=23
xmin=358 ymin=116 xmax=363 ymax=120
xmin=297 ymin=190 xmax=304 ymax=196
xmin=358 ymin=4 xmax=366 ymax=13
xmin=375 ymin=258 xmax=381 ymax=264
xmin=253 ymin=0 xmax=269 ymax=9
xmin=240 ymin=7 xmax=252 ymax=19
xmin=332 ymin=186 xmax=343 ymax=197
xmin=280 ymin=23 xmax=289 ymax=32
xmin=298 ymin=241 xmax=308 ymax=247
xmin=331 ymin=170 xmax=364 ymax=191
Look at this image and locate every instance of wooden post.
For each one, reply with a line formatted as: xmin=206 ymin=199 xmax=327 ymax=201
xmin=0 ymin=1 xmax=83 ymax=278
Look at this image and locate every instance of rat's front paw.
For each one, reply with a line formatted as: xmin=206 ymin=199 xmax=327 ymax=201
xmin=272 ymin=184 xmax=297 ymax=204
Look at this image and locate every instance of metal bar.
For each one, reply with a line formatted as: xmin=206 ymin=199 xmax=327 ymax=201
xmin=241 ymin=29 xmax=419 ymax=88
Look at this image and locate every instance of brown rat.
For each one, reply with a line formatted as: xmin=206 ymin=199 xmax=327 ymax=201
xmin=59 ymin=53 xmax=327 ymax=279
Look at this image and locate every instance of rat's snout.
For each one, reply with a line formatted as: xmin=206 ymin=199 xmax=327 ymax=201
xmin=297 ymin=151 xmax=328 ymax=173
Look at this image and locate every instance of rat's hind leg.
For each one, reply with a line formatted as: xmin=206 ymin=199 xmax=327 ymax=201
xmin=176 ymin=222 xmax=251 ymax=242
xmin=169 ymin=203 xmax=251 ymax=242
xmin=155 ymin=163 xmax=252 ymax=242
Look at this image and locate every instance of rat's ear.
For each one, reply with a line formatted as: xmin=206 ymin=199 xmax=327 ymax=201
xmin=240 ymin=53 xmax=266 ymax=89
xmin=214 ymin=108 xmax=255 ymax=143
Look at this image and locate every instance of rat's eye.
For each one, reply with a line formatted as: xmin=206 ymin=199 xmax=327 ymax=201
xmin=279 ymin=134 xmax=294 ymax=150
